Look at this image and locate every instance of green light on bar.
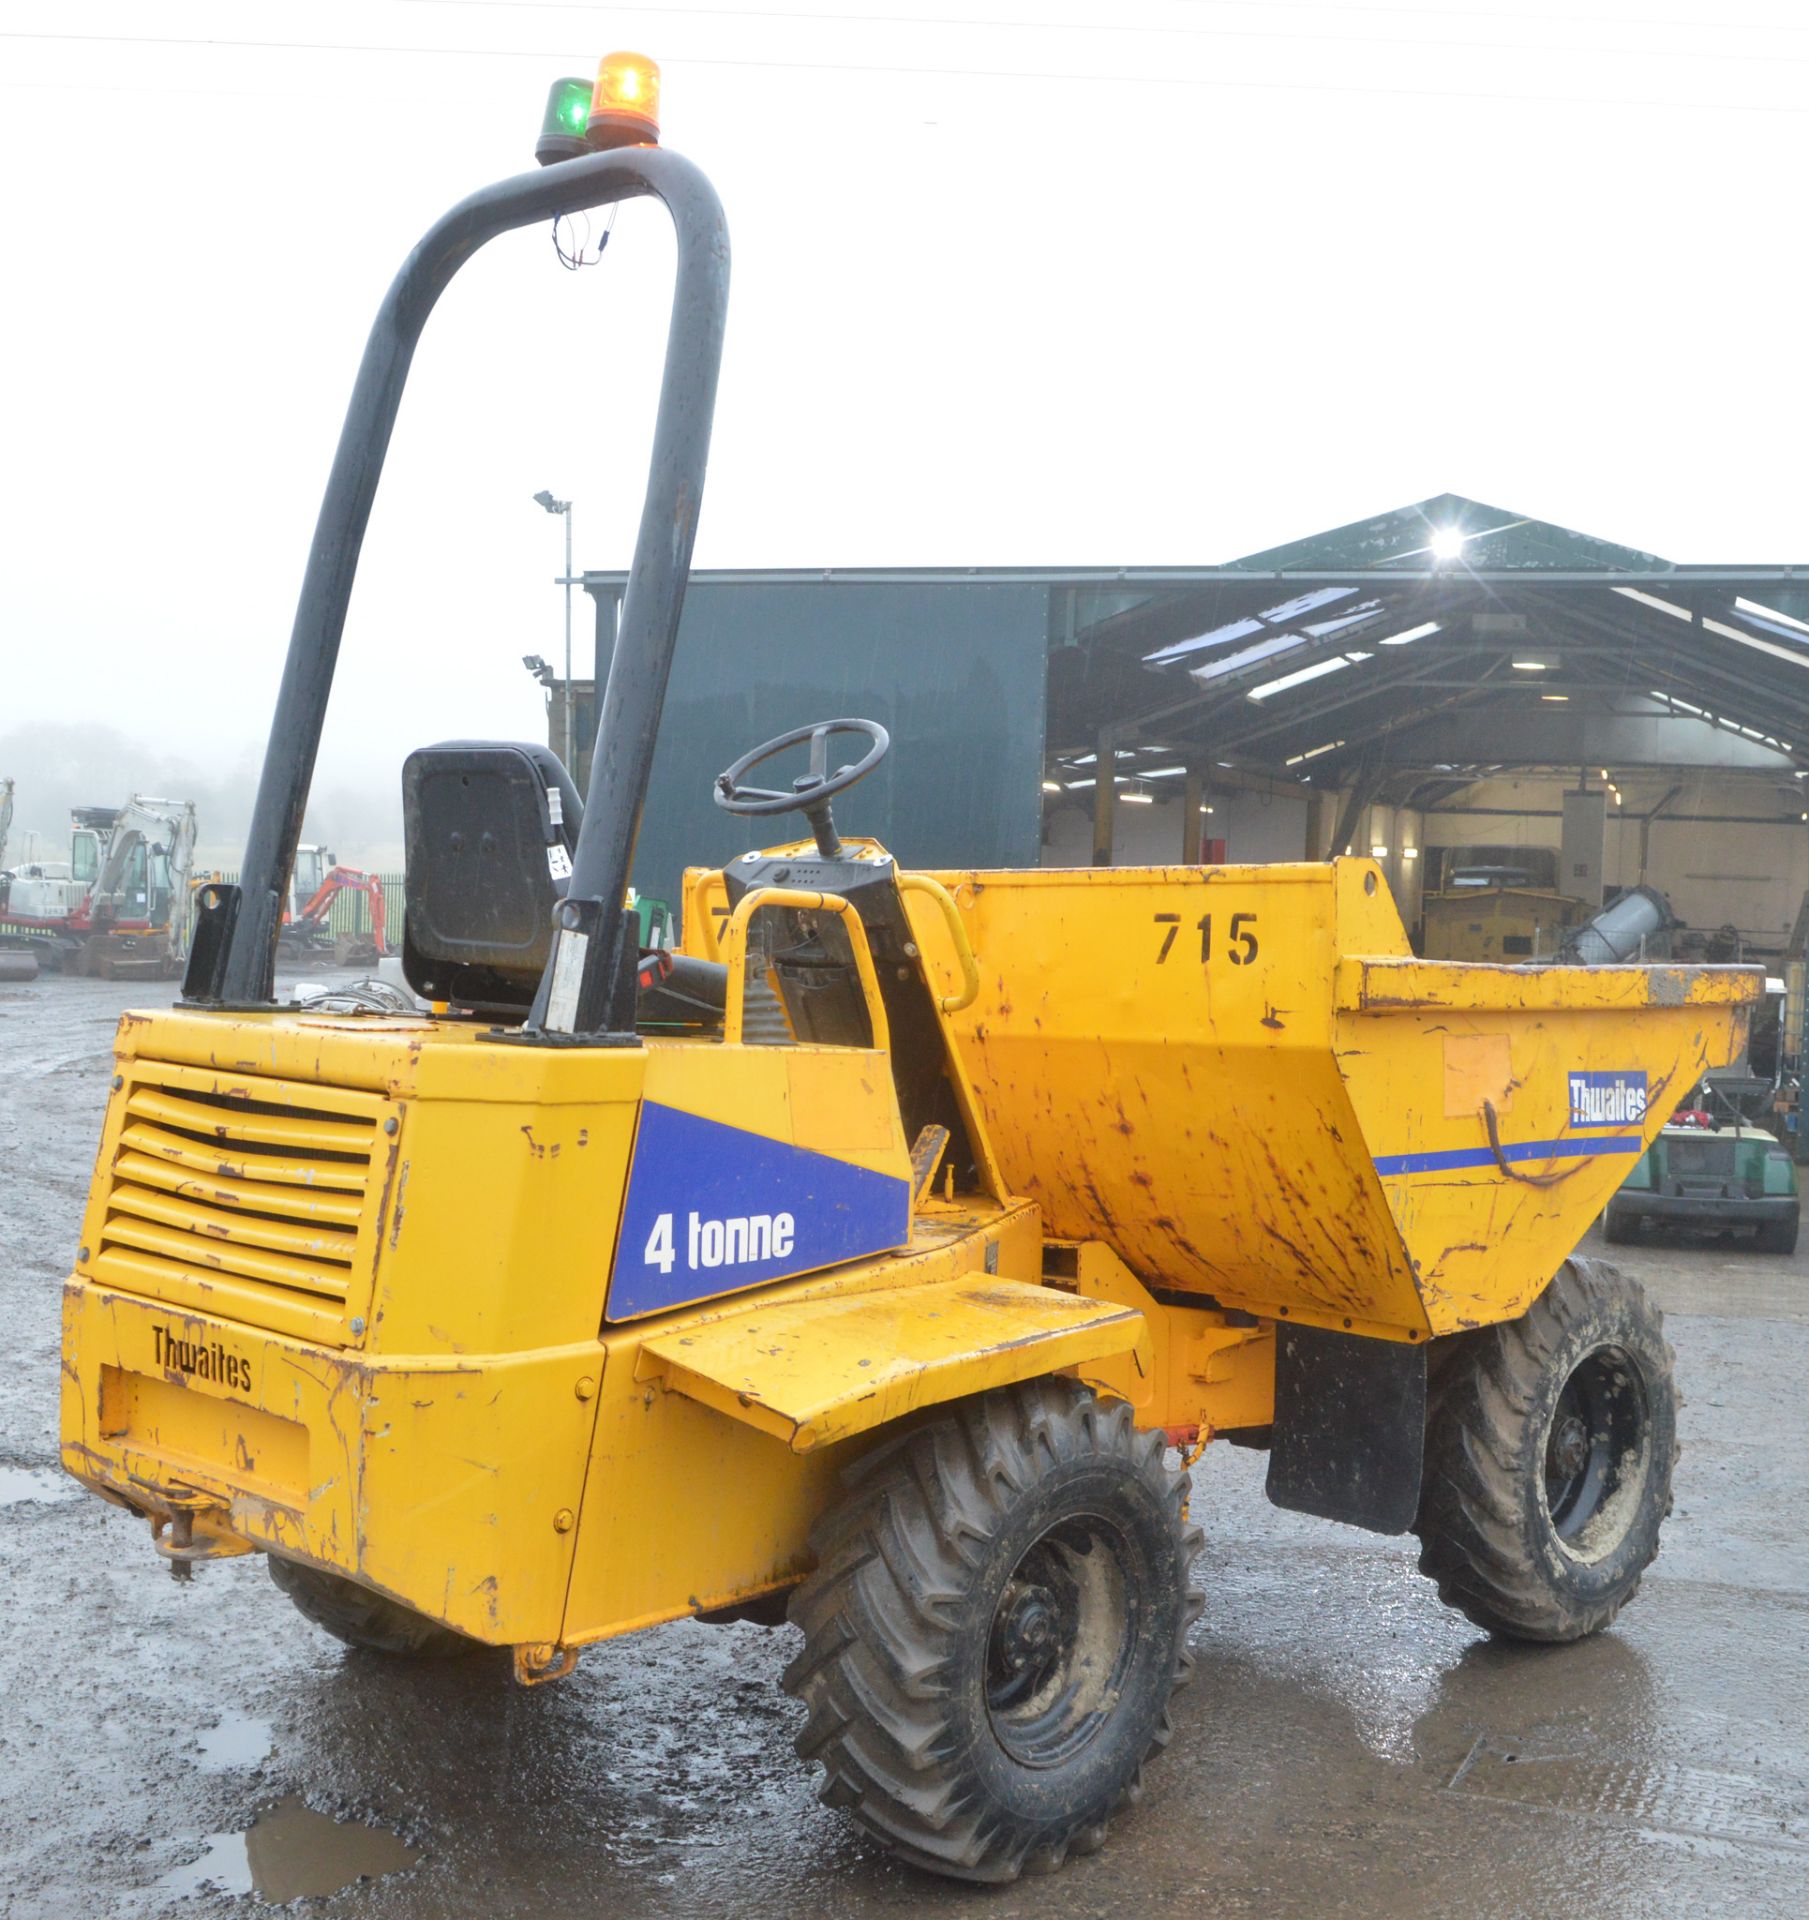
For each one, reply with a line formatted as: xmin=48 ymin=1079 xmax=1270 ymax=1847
xmin=536 ymin=77 xmax=594 ymax=167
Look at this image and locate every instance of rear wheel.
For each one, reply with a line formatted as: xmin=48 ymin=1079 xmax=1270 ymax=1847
xmin=1755 ymin=1211 xmax=1799 ymax=1256
xmin=1414 ymin=1256 xmax=1677 ymax=1643
xmin=784 ymin=1380 xmax=1202 ymax=1883
xmin=267 ymin=1555 xmax=481 ymax=1658
xmin=1601 ymin=1203 xmax=1637 ymax=1246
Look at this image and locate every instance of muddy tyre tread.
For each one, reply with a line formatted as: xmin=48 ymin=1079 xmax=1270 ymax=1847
xmin=783 ymin=1380 xmax=1203 ymax=1884
xmin=267 ymin=1554 xmax=477 ymax=1658
xmin=1755 ymin=1213 xmax=1798 ymax=1256
xmin=1600 ymin=1204 xmax=1636 ymax=1246
xmin=1414 ymin=1255 xmax=1678 ymax=1644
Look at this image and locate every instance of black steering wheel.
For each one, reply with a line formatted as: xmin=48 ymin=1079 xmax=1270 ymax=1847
xmin=714 ymin=718 xmax=889 ymax=858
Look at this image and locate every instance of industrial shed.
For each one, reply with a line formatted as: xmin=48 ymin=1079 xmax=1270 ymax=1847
xmin=568 ymin=494 xmax=1809 ymax=963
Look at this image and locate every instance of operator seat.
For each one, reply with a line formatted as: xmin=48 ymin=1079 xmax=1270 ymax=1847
xmin=400 ymin=739 xmax=730 ymax=1027
xmin=401 ymin=740 xmax=581 ymax=1015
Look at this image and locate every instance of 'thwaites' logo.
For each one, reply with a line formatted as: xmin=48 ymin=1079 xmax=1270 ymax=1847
xmin=151 ymin=1324 xmax=251 ymax=1393
xmin=1568 ymin=1069 xmax=1649 ymax=1130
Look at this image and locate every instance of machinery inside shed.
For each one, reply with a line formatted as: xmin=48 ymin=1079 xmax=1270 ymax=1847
xmin=1037 ymin=495 xmax=1809 ymax=969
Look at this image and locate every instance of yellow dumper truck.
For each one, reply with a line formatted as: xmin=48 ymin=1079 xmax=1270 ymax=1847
xmin=59 ymin=60 xmax=1759 ymax=1885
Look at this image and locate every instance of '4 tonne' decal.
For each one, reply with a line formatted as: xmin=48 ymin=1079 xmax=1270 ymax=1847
xmin=608 ymin=1102 xmax=911 ymax=1320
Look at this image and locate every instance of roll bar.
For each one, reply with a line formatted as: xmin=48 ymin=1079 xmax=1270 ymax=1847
xmin=182 ymin=146 xmax=729 ymax=1041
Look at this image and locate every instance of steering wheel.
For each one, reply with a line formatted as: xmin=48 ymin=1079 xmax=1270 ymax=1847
xmin=714 ymin=718 xmax=890 ymax=858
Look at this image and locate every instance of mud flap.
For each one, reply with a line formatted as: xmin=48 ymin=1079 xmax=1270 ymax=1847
xmin=1265 ymin=1324 xmax=1426 ymax=1535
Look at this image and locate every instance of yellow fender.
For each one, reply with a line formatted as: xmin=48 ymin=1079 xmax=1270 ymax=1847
xmin=636 ymin=1275 xmax=1149 ymax=1452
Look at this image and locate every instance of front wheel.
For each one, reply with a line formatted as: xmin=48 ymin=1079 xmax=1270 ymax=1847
xmin=784 ymin=1380 xmax=1202 ymax=1883
xmin=1414 ymin=1256 xmax=1677 ymax=1643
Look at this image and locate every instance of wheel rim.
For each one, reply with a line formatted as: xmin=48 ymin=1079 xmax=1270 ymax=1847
xmin=1542 ymin=1343 xmax=1649 ymax=1553
xmin=984 ymin=1514 xmax=1139 ymax=1768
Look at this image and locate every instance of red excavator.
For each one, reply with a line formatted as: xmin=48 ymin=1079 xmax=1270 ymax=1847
xmin=278 ymin=849 xmax=390 ymax=965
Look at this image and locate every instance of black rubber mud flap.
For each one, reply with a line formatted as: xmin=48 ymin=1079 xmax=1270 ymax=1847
xmin=1265 ymin=1324 xmax=1427 ymax=1535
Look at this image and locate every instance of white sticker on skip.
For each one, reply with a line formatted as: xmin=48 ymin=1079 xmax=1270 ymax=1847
xmin=1568 ymin=1070 xmax=1647 ymax=1129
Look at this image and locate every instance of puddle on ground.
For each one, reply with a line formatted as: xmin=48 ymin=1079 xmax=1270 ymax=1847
xmin=1449 ymin=1741 xmax=1809 ymax=1852
xmin=157 ymin=1797 xmax=418 ymax=1903
xmin=195 ymin=1712 xmax=274 ymax=1773
xmin=0 ymin=1467 xmax=77 ymax=1507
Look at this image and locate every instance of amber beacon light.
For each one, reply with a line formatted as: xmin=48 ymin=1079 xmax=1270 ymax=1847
xmin=587 ymin=52 xmax=661 ymax=150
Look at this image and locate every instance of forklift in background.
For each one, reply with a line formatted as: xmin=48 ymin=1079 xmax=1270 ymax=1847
xmin=56 ymin=58 xmax=1760 ymax=1886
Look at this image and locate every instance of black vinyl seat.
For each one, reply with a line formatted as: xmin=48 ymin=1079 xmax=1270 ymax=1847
xmin=401 ymin=741 xmax=582 ymax=1014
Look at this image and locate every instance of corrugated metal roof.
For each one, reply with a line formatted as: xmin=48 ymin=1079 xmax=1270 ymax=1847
xmin=1224 ymin=492 xmax=1674 ymax=574
xmin=583 ymin=495 xmax=1809 ymax=795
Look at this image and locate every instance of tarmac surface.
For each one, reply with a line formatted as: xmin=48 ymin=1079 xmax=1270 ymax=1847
xmin=2 ymin=970 xmax=1806 ymax=1919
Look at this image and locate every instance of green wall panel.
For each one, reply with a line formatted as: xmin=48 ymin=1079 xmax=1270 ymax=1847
xmin=618 ymin=582 xmax=1049 ymax=913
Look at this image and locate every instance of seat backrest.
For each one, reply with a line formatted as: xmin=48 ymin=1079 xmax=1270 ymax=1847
xmin=401 ymin=740 xmax=582 ymax=1013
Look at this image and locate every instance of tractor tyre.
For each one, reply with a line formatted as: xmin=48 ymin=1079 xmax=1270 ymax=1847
xmin=267 ymin=1555 xmax=480 ymax=1659
xmin=783 ymin=1379 xmax=1203 ymax=1884
xmin=1755 ymin=1211 xmax=1799 ymax=1256
xmin=1600 ymin=1203 xmax=1636 ymax=1247
xmin=1414 ymin=1255 xmax=1677 ymax=1644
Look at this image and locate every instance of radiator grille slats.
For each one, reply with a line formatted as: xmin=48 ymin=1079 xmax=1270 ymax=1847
xmin=100 ymin=1213 xmax=353 ymax=1298
xmin=106 ymin=1182 xmax=358 ymax=1271
xmin=116 ymin=1118 xmax=370 ymax=1194
xmin=90 ymin=1249 xmax=349 ymax=1347
xmin=96 ymin=1066 xmax=383 ymax=1343
xmin=110 ymin=1150 xmax=364 ymax=1227
xmin=124 ymin=1085 xmax=374 ymax=1156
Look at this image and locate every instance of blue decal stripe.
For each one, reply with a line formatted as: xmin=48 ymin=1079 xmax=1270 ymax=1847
xmin=609 ymin=1101 xmax=912 ymax=1321
xmin=1374 ymin=1134 xmax=1644 ymax=1177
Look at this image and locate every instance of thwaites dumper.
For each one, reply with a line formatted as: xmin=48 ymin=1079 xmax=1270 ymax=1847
xmin=60 ymin=60 xmax=1761 ymax=1885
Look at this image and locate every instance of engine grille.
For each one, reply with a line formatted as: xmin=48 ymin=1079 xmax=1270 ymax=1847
xmin=1665 ymin=1135 xmax=1736 ymax=1183
xmin=93 ymin=1063 xmax=388 ymax=1346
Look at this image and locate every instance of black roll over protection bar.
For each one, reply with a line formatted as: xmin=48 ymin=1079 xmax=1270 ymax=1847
xmin=182 ymin=146 xmax=729 ymax=1042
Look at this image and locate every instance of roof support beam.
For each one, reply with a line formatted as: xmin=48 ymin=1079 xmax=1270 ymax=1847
xmin=1559 ymin=598 xmax=1809 ymax=745
xmin=1181 ymin=758 xmax=1205 ymax=864
xmin=1092 ymin=724 xmax=1117 ymax=867
xmin=1331 ymin=756 xmax=1388 ymax=860
xmin=1638 ymin=784 xmax=1683 ymax=883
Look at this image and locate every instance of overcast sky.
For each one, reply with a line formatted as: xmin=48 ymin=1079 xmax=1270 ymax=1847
xmin=4 ymin=1 xmax=1807 ymax=857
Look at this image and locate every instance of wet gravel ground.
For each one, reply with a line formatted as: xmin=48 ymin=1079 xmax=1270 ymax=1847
xmin=3 ymin=972 xmax=1806 ymax=1919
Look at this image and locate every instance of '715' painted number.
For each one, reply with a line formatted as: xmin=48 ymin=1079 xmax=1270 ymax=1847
xmin=1153 ymin=911 xmax=1258 ymax=966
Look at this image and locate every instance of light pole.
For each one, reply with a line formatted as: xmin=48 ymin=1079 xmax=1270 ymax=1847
xmin=533 ymin=489 xmax=574 ymax=773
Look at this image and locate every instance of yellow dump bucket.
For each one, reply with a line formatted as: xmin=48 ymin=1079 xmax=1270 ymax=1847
xmin=915 ymin=860 xmax=1760 ymax=1340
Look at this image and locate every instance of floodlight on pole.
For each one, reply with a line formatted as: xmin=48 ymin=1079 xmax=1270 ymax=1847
xmin=533 ymin=491 xmax=575 ymax=774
